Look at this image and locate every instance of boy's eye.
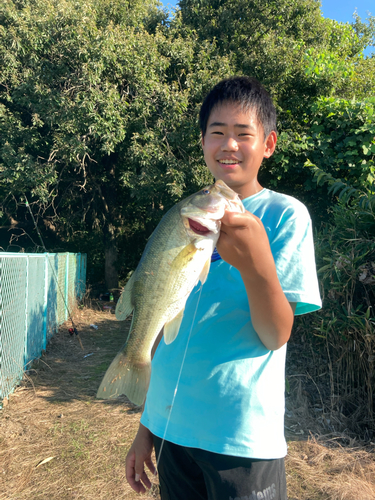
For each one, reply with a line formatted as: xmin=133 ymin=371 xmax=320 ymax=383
xmin=202 ymin=189 xmax=210 ymax=194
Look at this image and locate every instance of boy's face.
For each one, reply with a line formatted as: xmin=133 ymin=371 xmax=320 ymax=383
xmin=201 ymin=102 xmax=276 ymax=199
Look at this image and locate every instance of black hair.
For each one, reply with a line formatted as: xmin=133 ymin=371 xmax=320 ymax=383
xmin=199 ymin=76 xmax=277 ymax=140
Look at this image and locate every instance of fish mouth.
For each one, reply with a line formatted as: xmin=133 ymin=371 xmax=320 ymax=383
xmin=188 ymin=218 xmax=212 ymax=235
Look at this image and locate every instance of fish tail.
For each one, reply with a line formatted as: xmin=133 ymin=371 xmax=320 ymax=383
xmin=96 ymin=351 xmax=151 ymax=406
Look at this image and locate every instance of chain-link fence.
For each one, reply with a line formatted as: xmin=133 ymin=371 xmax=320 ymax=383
xmin=0 ymin=253 xmax=86 ymax=401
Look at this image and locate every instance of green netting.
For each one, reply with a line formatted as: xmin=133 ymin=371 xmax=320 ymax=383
xmin=68 ymin=253 xmax=76 ymax=313
xmin=46 ymin=254 xmax=59 ymax=342
xmin=78 ymin=254 xmax=87 ymax=298
xmin=57 ymin=254 xmax=68 ymax=326
xmin=25 ymin=255 xmax=46 ymax=365
xmin=0 ymin=252 xmax=86 ymax=400
xmin=0 ymin=256 xmax=27 ymax=400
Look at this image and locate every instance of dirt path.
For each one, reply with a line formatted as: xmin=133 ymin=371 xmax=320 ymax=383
xmin=1 ymin=306 xmax=374 ymax=499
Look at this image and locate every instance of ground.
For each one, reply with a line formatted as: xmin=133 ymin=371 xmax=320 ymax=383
xmin=1 ymin=305 xmax=374 ymax=499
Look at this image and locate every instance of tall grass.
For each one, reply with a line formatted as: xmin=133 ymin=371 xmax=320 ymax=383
xmin=294 ymin=167 xmax=375 ymax=437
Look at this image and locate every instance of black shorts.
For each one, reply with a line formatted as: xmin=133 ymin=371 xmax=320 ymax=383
xmin=153 ymin=436 xmax=287 ymax=500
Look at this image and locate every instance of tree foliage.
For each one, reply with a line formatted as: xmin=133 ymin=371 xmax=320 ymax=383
xmin=0 ymin=0 xmax=230 ymax=287
xmin=179 ymin=0 xmax=375 ymax=106
xmin=1 ymin=0 xmax=375 ymax=289
xmin=261 ymin=96 xmax=375 ymax=221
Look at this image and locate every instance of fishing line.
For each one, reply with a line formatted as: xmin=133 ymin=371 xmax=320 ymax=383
xmin=155 ymin=284 xmax=203 ymax=469
xmin=24 ymin=194 xmax=84 ymax=350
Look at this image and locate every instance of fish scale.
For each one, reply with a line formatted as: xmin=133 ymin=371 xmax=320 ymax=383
xmin=96 ymin=180 xmax=245 ymax=405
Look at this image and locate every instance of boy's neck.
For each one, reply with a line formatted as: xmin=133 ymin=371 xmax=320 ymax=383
xmin=232 ymin=180 xmax=264 ymax=200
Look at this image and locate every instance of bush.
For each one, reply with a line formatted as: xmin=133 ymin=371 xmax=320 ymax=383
xmin=293 ymin=172 xmax=375 ymax=437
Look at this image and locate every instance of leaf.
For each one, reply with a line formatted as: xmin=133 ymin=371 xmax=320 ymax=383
xmin=329 ymin=181 xmax=346 ymax=195
xmin=36 ymin=456 xmax=56 ymax=468
xmin=317 ymin=264 xmax=332 ymax=273
xmin=338 ymin=186 xmax=357 ymax=200
xmin=316 ymin=171 xmax=328 ymax=185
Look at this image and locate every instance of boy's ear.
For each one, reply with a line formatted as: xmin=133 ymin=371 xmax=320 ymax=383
xmin=264 ymin=131 xmax=277 ymax=159
xmin=201 ymin=132 xmax=205 ymax=147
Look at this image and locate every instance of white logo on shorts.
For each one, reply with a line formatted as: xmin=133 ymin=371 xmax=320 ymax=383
xmin=229 ymin=483 xmax=277 ymax=500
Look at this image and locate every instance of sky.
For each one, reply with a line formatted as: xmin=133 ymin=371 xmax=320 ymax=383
xmin=160 ymin=0 xmax=374 ymax=56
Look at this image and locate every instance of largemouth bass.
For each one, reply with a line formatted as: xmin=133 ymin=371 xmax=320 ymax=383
xmin=96 ymin=180 xmax=244 ymax=405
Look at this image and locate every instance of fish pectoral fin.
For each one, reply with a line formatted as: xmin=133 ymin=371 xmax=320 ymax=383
xmin=163 ymin=308 xmax=185 ymax=345
xmin=115 ymin=272 xmax=135 ymax=320
xmin=199 ymin=258 xmax=211 ymax=285
xmin=170 ymin=242 xmax=199 ymax=270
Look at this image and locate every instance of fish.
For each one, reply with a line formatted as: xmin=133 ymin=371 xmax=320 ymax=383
xmin=96 ymin=179 xmax=245 ymax=405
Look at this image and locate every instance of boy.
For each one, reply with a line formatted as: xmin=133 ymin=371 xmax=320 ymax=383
xmin=125 ymin=76 xmax=321 ymax=500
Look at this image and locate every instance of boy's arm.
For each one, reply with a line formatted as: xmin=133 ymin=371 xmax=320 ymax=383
xmin=217 ymin=210 xmax=295 ymax=350
xmin=125 ymin=331 xmax=162 ymax=493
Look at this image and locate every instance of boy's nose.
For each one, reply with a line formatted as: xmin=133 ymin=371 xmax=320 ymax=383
xmin=221 ymin=136 xmax=239 ymax=151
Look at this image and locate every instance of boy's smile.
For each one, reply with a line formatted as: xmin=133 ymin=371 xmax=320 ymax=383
xmin=201 ymin=103 xmax=277 ymax=200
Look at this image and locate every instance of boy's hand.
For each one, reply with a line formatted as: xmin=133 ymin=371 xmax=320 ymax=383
xmin=217 ymin=209 xmax=294 ymax=350
xmin=217 ymin=210 xmax=272 ymax=276
xmin=126 ymin=423 xmax=157 ymax=494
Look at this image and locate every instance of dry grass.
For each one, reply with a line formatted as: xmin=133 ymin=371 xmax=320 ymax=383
xmin=287 ymin=438 xmax=375 ymax=500
xmin=285 ymin=358 xmax=375 ymax=500
xmin=1 ymin=305 xmax=374 ymax=499
xmin=0 ymin=305 xmax=159 ymax=500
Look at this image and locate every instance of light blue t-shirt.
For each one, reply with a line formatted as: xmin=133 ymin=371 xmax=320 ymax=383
xmin=141 ymin=188 xmax=322 ymax=459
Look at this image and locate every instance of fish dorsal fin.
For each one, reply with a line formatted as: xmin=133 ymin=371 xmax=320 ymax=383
xmin=164 ymin=308 xmax=185 ymax=345
xmin=115 ymin=272 xmax=135 ymax=320
xmin=199 ymin=258 xmax=211 ymax=285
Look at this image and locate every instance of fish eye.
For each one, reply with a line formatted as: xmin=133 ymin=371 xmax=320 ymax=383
xmin=202 ymin=189 xmax=210 ymax=194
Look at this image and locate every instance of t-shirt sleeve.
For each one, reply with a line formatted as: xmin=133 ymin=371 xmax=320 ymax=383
xmin=269 ymin=205 xmax=322 ymax=316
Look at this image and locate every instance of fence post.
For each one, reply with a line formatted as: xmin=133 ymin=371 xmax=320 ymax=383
xmin=76 ymin=253 xmax=80 ymax=299
xmin=43 ymin=254 xmax=48 ymax=350
xmin=23 ymin=255 xmax=29 ymax=369
xmin=65 ymin=253 xmax=69 ymax=321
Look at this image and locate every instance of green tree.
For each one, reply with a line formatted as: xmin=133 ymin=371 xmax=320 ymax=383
xmin=178 ymin=0 xmax=374 ymax=102
xmin=2 ymin=0 xmax=375 ymax=288
xmin=0 ymin=0 xmax=231 ymax=288
xmin=176 ymin=1 xmax=374 ymax=220
xmin=260 ymin=96 xmax=375 ymax=223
